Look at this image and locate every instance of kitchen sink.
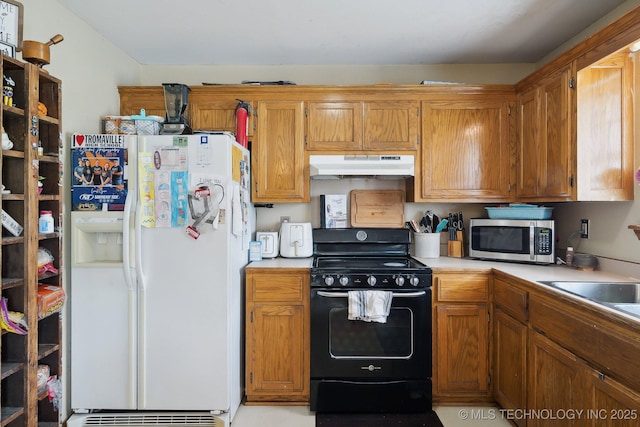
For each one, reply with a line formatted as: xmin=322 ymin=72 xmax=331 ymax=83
xmin=613 ymin=304 xmax=640 ymax=317
xmin=539 ymin=281 xmax=640 ymax=304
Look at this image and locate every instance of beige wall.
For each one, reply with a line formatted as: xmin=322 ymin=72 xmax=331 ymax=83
xmin=21 ymin=0 xmax=141 ymax=135
xmin=139 ymin=63 xmax=534 ymax=86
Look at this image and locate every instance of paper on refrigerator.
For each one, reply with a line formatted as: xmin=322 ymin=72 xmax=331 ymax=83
xmin=138 ymin=143 xmax=189 ymax=228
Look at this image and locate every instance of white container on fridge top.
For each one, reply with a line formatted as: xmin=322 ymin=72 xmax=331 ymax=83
xmin=279 ymin=222 xmax=313 ymax=258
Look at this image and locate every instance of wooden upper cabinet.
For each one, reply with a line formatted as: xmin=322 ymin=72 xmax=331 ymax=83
xmin=516 ymin=89 xmax=539 ymax=198
xmin=516 ymin=65 xmax=574 ymax=200
xmin=253 ymin=100 xmax=309 ymax=202
xmin=542 ymin=72 xmax=574 ymax=198
xmin=306 ymin=100 xmax=418 ymax=151
xmin=363 ymin=101 xmax=419 ymax=150
xmin=189 ymin=95 xmax=251 ymax=135
xmin=306 ymin=101 xmax=363 ymax=150
xmin=576 ymin=51 xmax=635 ymax=201
xmin=417 ymin=96 xmax=513 ymax=201
xmin=120 ymin=86 xmax=255 ymax=135
xmin=119 ymin=86 xmax=166 ymax=118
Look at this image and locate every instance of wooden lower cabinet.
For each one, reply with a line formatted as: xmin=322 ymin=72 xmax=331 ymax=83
xmin=587 ymin=369 xmax=640 ymax=427
xmin=432 ymin=273 xmax=490 ymax=402
xmin=494 ymin=309 xmax=528 ymax=427
xmin=526 ymin=330 xmax=640 ymax=427
xmin=493 ymin=276 xmax=529 ymax=425
xmin=527 ymin=331 xmax=585 ymax=427
xmin=498 ymin=277 xmax=640 ymax=427
xmin=245 ymin=268 xmax=310 ymax=403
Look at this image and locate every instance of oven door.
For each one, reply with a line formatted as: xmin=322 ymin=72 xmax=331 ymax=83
xmin=310 ymin=287 xmax=431 ymax=380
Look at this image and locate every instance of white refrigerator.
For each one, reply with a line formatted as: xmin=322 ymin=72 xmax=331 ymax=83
xmin=69 ymin=132 xmax=253 ymax=423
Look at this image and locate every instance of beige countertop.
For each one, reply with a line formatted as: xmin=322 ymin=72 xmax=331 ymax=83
xmin=417 ymin=256 xmax=638 ymax=282
xmin=247 ymin=255 xmax=640 ymax=323
xmin=247 ymin=257 xmax=313 ymax=269
xmin=249 ymin=255 xmax=638 ymax=283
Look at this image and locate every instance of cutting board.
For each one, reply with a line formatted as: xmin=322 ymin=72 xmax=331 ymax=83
xmin=350 ymin=190 xmax=405 ymax=228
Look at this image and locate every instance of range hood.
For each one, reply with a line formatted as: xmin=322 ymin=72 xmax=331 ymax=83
xmin=309 ymin=154 xmax=414 ymax=179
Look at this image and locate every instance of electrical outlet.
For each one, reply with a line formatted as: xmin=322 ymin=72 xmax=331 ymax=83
xmin=280 ymin=216 xmax=290 ymax=223
xmin=580 ymin=219 xmax=590 ymax=239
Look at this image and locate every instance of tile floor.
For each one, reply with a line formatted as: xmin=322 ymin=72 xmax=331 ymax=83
xmin=231 ymin=404 xmax=513 ymax=426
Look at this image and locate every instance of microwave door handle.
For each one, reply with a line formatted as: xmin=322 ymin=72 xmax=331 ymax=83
xmin=529 ymin=223 xmax=535 ymax=260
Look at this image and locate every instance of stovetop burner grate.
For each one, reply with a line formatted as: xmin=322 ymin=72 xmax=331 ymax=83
xmin=313 ymin=256 xmax=429 ymax=271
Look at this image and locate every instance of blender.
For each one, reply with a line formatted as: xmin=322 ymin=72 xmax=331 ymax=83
xmin=161 ymin=83 xmax=192 ymax=134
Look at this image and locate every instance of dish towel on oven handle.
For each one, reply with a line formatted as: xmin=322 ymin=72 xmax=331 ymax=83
xmin=347 ymin=290 xmax=393 ymax=323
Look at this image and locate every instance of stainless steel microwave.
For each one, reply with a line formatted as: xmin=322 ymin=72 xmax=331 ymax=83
xmin=469 ymin=218 xmax=555 ymax=265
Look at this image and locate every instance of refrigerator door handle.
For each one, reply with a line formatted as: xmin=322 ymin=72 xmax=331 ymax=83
xmin=134 ymin=196 xmax=149 ymax=406
xmin=134 ymin=201 xmax=147 ymax=291
xmin=122 ymin=187 xmax=138 ymax=408
xmin=123 ymin=189 xmax=136 ymax=291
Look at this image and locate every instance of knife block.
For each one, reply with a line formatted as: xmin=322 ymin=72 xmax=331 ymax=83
xmin=447 ymin=231 xmax=464 ymax=258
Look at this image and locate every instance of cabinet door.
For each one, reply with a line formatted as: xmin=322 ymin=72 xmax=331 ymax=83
xmin=190 ymin=97 xmax=248 ymax=134
xmin=516 ymin=67 xmax=574 ymax=200
xmin=118 ymin=86 xmax=166 ymax=117
xmin=587 ymin=369 xmax=640 ymax=427
xmin=252 ymin=100 xmax=308 ymax=202
xmin=421 ymin=99 xmax=511 ymax=201
xmin=306 ymin=101 xmax=363 ymax=151
xmin=247 ymin=304 xmax=307 ymax=398
xmin=539 ymin=68 xmax=573 ymax=198
xmin=528 ymin=331 xmax=584 ymax=427
xmin=435 ymin=304 xmax=489 ymax=396
xmin=245 ymin=269 xmax=310 ymax=402
xmin=515 ymin=89 xmax=540 ymax=198
xmin=577 ymin=51 xmax=634 ymax=201
xmin=363 ymin=101 xmax=418 ymax=150
xmin=494 ymin=309 xmax=527 ymax=427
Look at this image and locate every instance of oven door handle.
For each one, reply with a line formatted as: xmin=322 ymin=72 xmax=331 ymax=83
xmin=316 ymin=290 xmax=427 ymax=298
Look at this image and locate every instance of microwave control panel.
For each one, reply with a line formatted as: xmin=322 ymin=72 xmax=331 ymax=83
xmin=535 ymin=228 xmax=553 ymax=255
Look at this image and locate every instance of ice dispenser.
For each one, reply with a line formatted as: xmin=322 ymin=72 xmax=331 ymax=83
xmin=71 ymin=211 xmax=128 ymax=265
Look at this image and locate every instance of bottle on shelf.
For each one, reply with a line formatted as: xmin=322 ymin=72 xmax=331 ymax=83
xmin=39 ymin=210 xmax=55 ymax=233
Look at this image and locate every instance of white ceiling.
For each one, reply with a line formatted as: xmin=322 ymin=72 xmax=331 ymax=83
xmin=56 ymin=0 xmax=626 ymax=66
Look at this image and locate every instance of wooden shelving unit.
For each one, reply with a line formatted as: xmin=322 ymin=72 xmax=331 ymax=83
xmin=1 ymin=55 xmax=63 ymax=427
xmin=629 ymin=225 xmax=640 ymax=240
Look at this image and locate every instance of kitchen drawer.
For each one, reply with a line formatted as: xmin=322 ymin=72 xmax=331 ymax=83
xmin=435 ymin=274 xmax=490 ymax=303
xmin=247 ymin=269 xmax=308 ymax=303
xmin=493 ymin=278 xmax=528 ymax=322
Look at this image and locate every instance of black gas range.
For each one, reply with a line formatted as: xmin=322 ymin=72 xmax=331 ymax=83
xmin=309 ymin=227 xmax=433 ymax=414
xmin=311 ymin=227 xmax=432 ymax=289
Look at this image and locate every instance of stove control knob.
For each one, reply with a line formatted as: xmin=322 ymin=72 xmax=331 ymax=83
xmin=324 ymin=276 xmax=334 ymax=286
xmin=368 ymin=276 xmax=377 ymax=286
xmin=410 ymin=276 xmax=420 ymax=287
xmin=395 ymin=276 xmax=405 ymax=286
xmin=339 ymin=276 xmax=349 ymax=286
